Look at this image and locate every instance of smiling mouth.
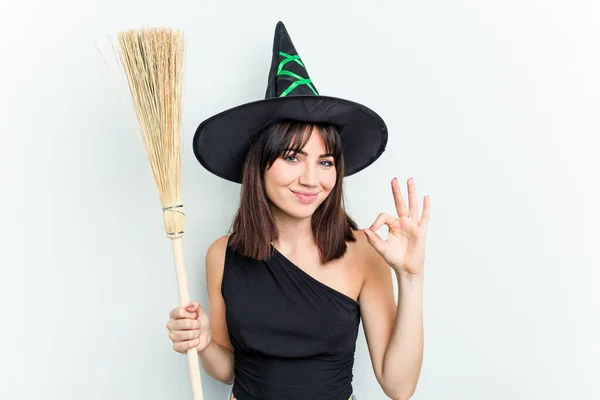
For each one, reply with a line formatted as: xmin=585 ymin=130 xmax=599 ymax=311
xmin=291 ymin=190 xmax=319 ymax=204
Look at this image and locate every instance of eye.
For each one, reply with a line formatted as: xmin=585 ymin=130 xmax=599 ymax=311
xmin=319 ymin=160 xmax=334 ymax=167
xmin=284 ymin=155 xmax=299 ymax=163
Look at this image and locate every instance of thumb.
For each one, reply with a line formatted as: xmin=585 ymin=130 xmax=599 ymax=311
xmin=364 ymin=228 xmax=386 ymax=255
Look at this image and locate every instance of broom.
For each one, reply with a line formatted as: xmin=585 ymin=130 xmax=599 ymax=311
xmin=113 ymin=27 xmax=204 ymax=400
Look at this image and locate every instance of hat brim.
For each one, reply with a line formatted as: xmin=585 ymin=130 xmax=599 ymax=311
xmin=193 ymin=95 xmax=387 ymax=183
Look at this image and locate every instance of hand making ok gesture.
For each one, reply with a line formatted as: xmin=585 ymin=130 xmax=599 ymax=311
xmin=364 ymin=177 xmax=430 ymax=277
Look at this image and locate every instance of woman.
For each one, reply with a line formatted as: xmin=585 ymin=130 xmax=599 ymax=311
xmin=166 ymin=22 xmax=430 ymax=400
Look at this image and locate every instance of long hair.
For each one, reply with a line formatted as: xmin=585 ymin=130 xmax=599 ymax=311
xmin=229 ymin=120 xmax=357 ymax=263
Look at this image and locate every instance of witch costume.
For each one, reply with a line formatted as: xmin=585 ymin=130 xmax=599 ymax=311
xmin=193 ymin=21 xmax=387 ymax=400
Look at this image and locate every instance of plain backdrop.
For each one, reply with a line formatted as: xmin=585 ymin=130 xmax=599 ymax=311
xmin=0 ymin=0 xmax=597 ymax=399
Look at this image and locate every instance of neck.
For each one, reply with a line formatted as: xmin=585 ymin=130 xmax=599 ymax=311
xmin=270 ymin=207 xmax=314 ymax=252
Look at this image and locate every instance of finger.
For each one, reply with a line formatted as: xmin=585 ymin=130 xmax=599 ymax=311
xmin=370 ymin=212 xmax=397 ymax=232
xmin=173 ymin=338 xmax=200 ymax=354
xmin=364 ymin=229 xmax=387 ymax=255
xmin=176 ymin=309 xmax=199 ymax=320
xmin=170 ymin=328 xmax=201 ymax=342
xmin=170 ymin=306 xmax=198 ymax=320
xmin=173 ymin=318 xmax=202 ymax=331
xmin=407 ymin=178 xmax=419 ymax=220
xmin=392 ymin=178 xmax=409 ymax=217
xmin=196 ymin=305 xmax=206 ymax=318
xmin=420 ymin=195 xmax=431 ymax=229
xmin=186 ymin=301 xmax=199 ymax=311
xmin=167 ymin=316 xmax=200 ymax=332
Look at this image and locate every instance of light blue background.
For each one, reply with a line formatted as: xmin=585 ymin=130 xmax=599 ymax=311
xmin=0 ymin=0 xmax=596 ymax=399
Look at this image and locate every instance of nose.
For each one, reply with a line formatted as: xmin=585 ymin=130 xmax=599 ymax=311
xmin=298 ymin=162 xmax=318 ymax=187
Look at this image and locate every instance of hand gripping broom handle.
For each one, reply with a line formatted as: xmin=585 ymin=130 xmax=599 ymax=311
xmin=171 ymin=236 xmax=204 ymax=400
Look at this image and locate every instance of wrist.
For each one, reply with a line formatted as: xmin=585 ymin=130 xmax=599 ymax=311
xmin=198 ymin=335 xmax=214 ymax=354
xmin=396 ymin=269 xmax=424 ymax=283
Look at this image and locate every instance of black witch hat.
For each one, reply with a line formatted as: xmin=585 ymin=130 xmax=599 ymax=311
xmin=193 ymin=21 xmax=387 ymax=183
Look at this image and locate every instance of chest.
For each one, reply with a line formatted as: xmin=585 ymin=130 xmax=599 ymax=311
xmin=276 ymin=247 xmax=362 ymax=304
xmin=222 ymin=249 xmax=361 ymax=356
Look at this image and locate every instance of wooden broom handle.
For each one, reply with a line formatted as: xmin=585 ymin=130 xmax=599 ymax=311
xmin=171 ymin=236 xmax=204 ymax=400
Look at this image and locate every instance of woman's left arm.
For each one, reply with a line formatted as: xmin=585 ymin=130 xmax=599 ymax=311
xmin=360 ymin=177 xmax=430 ymax=400
xmin=384 ymin=270 xmax=424 ymax=399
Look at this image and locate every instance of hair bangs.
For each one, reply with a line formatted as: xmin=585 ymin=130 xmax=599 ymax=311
xmin=263 ymin=120 xmax=341 ymax=170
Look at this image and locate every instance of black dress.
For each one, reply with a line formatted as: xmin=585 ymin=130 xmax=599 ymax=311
xmin=222 ymin=236 xmax=361 ymax=400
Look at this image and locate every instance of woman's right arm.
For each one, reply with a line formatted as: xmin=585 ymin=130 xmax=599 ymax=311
xmin=166 ymin=235 xmax=235 ymax=385
xmin=198 ymin=235 xmax=235 ymax=384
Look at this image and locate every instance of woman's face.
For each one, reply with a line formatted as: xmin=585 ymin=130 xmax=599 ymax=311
xmin=264 ymin=129 xmax=337 ymax=220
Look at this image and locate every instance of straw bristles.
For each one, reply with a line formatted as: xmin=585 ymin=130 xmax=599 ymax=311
xmin=115 ymin=27 xmax=185 ymax=238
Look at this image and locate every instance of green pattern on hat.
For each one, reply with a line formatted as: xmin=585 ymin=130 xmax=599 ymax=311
xmin=277 ymin=52 xmax=318 ymax=97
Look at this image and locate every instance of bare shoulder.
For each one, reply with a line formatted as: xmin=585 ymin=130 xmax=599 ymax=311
xmin=208 ymin=234 xmax=230 ymax=253
xmin=206 ymin=235 xmax=230 ymax=273
xmin=347 ymin=228 xmax=392 ymax=287
xmin=345 ymin=229 xmax=376 ymax=286
xmin=347 ymin=228 xmax=379 ymax=265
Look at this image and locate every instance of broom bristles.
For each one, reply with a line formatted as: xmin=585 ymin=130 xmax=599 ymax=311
xmin=114 ymin=27 xmax=185 ymax=238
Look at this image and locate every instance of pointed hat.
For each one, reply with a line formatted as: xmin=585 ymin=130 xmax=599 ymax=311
xmin=193 ymin=21 xmax=387 ymax=183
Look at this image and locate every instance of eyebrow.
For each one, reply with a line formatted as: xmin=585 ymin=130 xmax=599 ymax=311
xmin=284 ymin=148 xmax=335 ymax=158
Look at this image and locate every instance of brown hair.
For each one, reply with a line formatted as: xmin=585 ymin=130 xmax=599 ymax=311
xmin=228 ymin=119 xmax=357 ymax=263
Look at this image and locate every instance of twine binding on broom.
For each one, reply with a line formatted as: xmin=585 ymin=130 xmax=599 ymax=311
xmin=162 ymin=204 xmax=185 ymax=237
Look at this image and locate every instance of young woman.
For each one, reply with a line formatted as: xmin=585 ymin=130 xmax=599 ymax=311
xmin=166 ymin=23 xmax=430 ymax=400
